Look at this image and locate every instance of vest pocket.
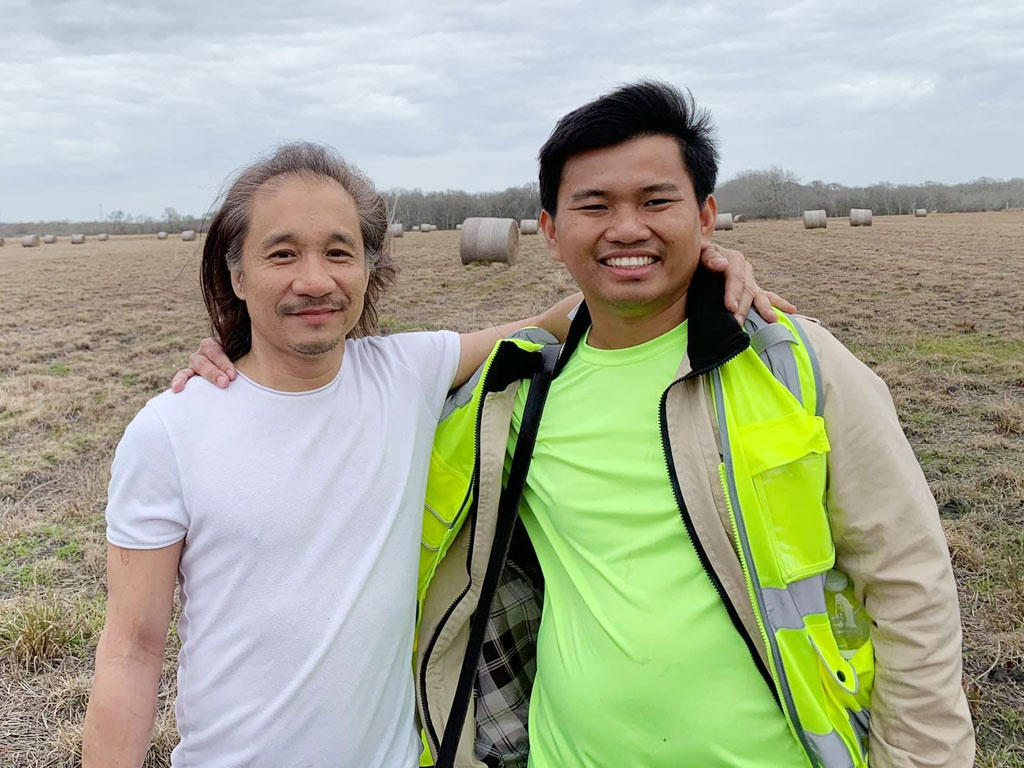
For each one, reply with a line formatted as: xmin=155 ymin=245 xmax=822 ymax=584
xmin=736 ymin=412 xmax=833 ymax=584
xmin=422 ymin=449 xmax=471 ymax=553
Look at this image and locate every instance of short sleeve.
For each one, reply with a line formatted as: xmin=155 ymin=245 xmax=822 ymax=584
xmin=106 ymin=405 xmax=189 ymax=549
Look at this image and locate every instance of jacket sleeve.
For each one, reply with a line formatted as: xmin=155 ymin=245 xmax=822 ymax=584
xmin=806 ymin=320 xmax=975 ymax=768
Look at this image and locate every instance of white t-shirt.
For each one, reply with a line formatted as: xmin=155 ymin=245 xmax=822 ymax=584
xmin=106 ymin=331 xmax=460 ymax=768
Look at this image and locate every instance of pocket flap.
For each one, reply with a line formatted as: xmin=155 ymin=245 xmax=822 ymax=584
xmin=808 ymin=620 xmax=860 ymax=696
xmin=739 ymin=412 xmax=830 ymax=476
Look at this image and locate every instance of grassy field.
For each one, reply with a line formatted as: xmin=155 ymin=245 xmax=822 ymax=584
xmin=1 ymin=213 xmax=1022 ymax=766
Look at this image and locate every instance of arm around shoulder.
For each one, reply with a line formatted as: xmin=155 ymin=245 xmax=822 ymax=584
xmin=804 ymin=321 xmax=975 ymax=767
xmin=453 ymin=292 xmax=579 ymax=388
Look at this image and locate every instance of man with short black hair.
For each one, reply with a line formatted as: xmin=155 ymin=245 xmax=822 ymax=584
xmin=415 ymin=81 xmax=974 ymax=768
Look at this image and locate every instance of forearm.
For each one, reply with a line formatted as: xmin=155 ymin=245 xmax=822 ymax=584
xmin=453 ymin=293 xmax=579 ymax=387
xmin=492 ymin=292 xmax=579 ymax=343
xmin=83 ymin=633 xmax=165 ymax=768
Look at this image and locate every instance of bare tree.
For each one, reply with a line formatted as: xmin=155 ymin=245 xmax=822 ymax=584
xmin=107 ymin=210 xmax=127 ymax=234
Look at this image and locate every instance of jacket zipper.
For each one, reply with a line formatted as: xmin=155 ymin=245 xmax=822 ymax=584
xmin=658 ymin=357 xmax=780 ymax=707
xmin=418 ymin=363 xmax=494 ymax=751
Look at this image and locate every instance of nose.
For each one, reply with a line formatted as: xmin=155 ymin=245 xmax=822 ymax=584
xmin=604 ymin=205 xmax=652 ymax=244
xmin=292 ymin=256 xmax=335 ymax=296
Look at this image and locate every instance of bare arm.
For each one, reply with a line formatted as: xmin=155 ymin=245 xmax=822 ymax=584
xmin=452 ymin=292 xmax=581 ymax=388
xmin=83 ymin=542 xmax=182 ymax=768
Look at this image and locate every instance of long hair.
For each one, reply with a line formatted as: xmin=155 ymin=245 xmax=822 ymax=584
xmin=538 ymin=80 xmax=720 ymax=214
xmin=200 ymin=142 xmax=396 ymax=360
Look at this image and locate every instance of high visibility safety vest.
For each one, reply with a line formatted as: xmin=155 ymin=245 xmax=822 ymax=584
xmin=416 ymin=310 xmax=876 ymax=768
xmin=714 ymin=312 xmax=874 ymax=768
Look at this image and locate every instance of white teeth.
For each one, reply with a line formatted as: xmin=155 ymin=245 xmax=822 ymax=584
xmin=604 ymin=256 xmax=655 ymax=268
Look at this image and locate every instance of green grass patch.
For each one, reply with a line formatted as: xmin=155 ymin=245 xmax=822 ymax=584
xmin=0 ymin=592 xmax=105 ymax=669
xmin=861 ymin=334 xmax=1024 ymax=370
xmin=13 ymin=562 xmax=55 ymax=587
xmin=55 ymin=541 xmax=84 ymax=561
xmin=44 ymin=363 xmax=72 ymax=377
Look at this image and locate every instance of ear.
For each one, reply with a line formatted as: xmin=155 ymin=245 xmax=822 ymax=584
xmin=699 ymin=194 xmax=718 ymax=243
xmin=539 ymin=210 xmax=562 ymax=263
xmin=230 ymin=268 xmax=245 ymax=300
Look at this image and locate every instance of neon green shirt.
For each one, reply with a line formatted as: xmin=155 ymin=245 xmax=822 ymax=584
xmin=509 ymin=322 xmax=807 ymax=768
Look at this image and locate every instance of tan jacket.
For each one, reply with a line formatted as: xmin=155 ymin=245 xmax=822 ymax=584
xmin=415 ymin=270 xmax=975 ymax=767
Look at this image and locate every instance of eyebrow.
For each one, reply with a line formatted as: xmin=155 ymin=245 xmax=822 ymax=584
xmin=567 ymin=182 xmax=683 ymax=203
xmin=259 ymin=232 xmax=359 ymax=250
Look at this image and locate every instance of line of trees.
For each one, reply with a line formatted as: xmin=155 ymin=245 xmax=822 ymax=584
xmin=2 ymin=175 xmax=1021 ymax=237
xmin=387 ymin=183 xmax=540 ymax=230
xmin=713 ymin=168 xmax=1024 ymax=220
xmin=0 ymin=207 xmax=206 ymax=237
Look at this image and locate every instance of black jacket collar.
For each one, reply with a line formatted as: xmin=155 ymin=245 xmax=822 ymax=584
xmin=554 ymin=263 xmax=750 ymax=378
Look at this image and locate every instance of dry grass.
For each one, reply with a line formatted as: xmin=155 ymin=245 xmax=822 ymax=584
xmin=1 ymin=214 xmax=1022 ymax=764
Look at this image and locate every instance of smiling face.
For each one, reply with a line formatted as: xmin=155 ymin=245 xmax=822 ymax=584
xmin=541 ymin=134 xmax=717 ymax=348
xmin=230 ymin=173 xmax=370 ymax=386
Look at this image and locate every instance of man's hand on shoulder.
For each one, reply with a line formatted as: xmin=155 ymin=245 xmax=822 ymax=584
xmin=700 ymin=242 xmax=797 ymax=325
xmin=170 ymin=338 xmax=236 ymax=393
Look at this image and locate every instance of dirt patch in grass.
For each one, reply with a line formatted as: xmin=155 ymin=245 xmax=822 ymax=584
xmin=2 ymin=216 xmax=1023 ymax=764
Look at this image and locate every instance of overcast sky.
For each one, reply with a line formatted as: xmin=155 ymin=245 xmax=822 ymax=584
xmin=1 ymin=0 xmax=1021 ymax=222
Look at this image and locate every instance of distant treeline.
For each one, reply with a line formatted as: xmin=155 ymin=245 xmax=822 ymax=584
xmin=387 ymin=184 xmax=541 ymax=231
xmin=713 ymin=168 xmax=1024 ymax=220
xmin=3 ymin=173 xmax=1022 ymax=236
xmin=0 ymin=207 xmax=206 ymax=237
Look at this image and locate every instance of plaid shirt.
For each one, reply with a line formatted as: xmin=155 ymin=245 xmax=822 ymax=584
xmin=473 ymin=560 xmax=543 ymax=768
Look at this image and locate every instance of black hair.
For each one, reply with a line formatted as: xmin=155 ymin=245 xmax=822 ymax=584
xmin=538 ymin=80 xmax=719 ymax=214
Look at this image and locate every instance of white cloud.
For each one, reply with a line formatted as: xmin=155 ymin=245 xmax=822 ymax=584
xmin=0 ymin=0 xmax=1022 ymax=220
xmin=832 ymin=75 xmax=938 ymax=110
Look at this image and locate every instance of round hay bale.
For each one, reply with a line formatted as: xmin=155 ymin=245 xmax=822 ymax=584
xmin=455 ymin=223 xmax=463 ymax=231
xmin=411 ymin=225 xmax=420 ymax=232
xmin=420 ymin=223 xmax=432 ymax=233
xmin=43 ymin=235 xmax=57 ymax=244
xmin=22 ymin=235 xmax=41 ymax=248
xmin=181 ymin=230 xmax=197 ymax=241
xmin=387 ymin=223 xmax=404 ymax=238
xmin=157 ymin=231 xmax=169 ymax=240
xmin=733 ymin=214 xmax=746 ymax=223
xmin=519 ymin=219 xmax=539 ymax=235
xmin=802 ymin=210 xmax=827 ymax=229
xmin=715 ymin=213 xmax=734 ymax=231
xmin=70 ymin=234 xmax=86 ymax=244
xmin=460 ymin=217 xmax=519 ymax=266
xmin=914 ymin=209 xmax=927 ymax=217
xmin=98 ymin=233 xmax=109 ymax=241
xmin=849 ymin=208 xmax=872 ymax=227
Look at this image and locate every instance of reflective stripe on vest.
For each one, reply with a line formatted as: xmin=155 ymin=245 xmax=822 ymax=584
xmin=712 ymin=313 xmax=874 ymax=768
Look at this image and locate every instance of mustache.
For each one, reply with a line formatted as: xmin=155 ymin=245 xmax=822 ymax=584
xmin=277 ymin=296 xmax=350 ymax=315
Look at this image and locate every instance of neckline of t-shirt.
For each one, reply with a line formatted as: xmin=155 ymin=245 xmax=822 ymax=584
xmin=235 ymin=364 xmax=346 ymax=397
xmin=576 ymin=321 xmax=688 ymax=366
